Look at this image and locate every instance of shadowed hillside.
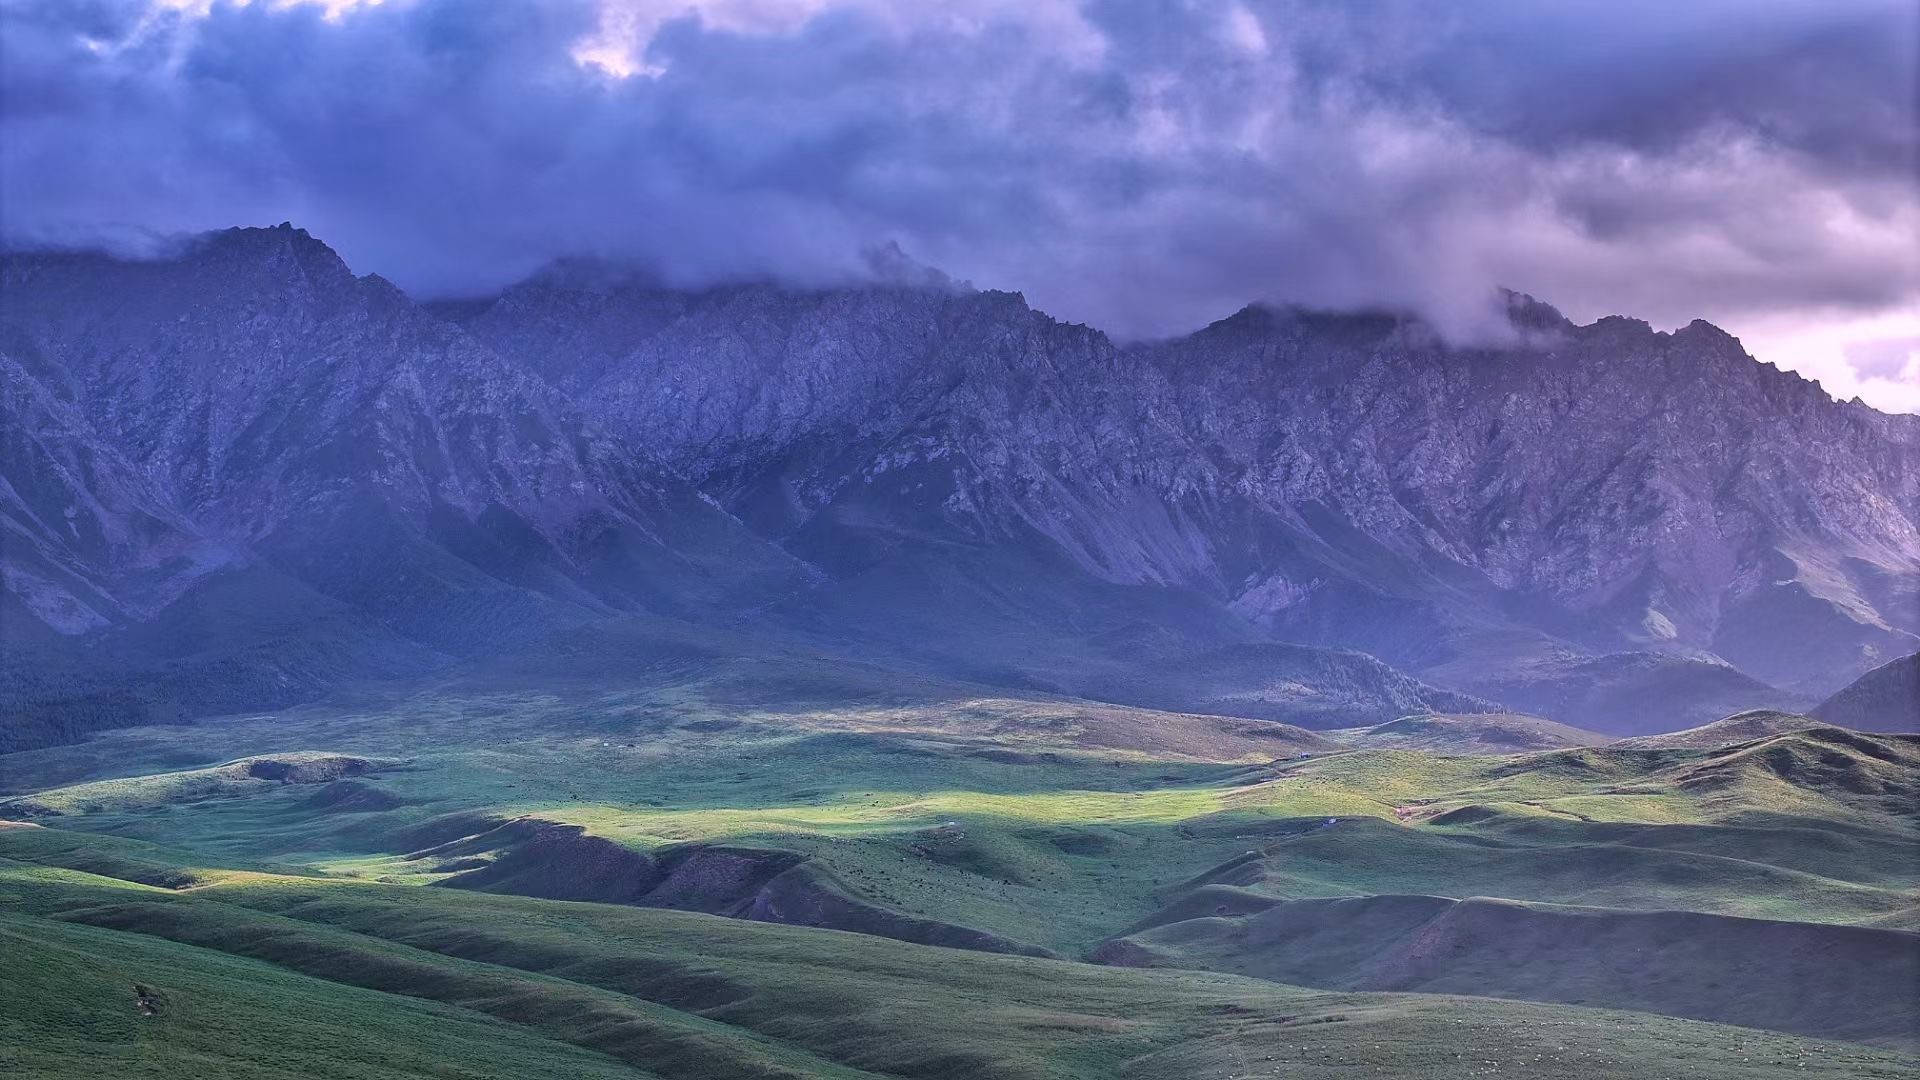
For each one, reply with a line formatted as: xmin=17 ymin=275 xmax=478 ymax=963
xmin=1813 ymin=653 xmax=1919 ymax=733
xmin=1097 ymin=894 xmax=1920 ymax=1048
xmin=5 ymin=824 xmax=1917 ymax=1080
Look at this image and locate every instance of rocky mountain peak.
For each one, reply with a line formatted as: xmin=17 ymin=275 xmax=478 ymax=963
xmin=183 ymin=221 xmax=359 ymax=295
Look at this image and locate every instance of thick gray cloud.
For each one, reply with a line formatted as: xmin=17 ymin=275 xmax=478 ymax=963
xmin=2 ymin=0 xmax=1915 ymax=402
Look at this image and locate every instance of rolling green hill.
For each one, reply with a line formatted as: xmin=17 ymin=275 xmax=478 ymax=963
xmin=1098 ymin=894 xmax=1920 ymax=1048
xmin=1614 ymin=710 xmax=1823 ymax=749
xmin=4 ymin=830 xmax=1917 ymax=1080
xmin=4 ymin=679 xmax=1917 ymax=1076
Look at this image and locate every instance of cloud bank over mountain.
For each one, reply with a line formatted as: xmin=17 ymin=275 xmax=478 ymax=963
xmin=3 ymin=0 xmax=1915 ymax=406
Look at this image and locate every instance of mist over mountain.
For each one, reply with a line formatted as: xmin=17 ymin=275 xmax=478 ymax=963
xmin=3 ymin=224 xmax=1916 ymax=748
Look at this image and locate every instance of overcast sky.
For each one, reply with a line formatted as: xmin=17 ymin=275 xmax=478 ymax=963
xmin=4 ymin=0 xmax=1916 ymax=410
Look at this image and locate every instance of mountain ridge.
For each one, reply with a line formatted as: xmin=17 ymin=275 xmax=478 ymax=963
xmin=4 ymin=225 xmax=1915 ymax=747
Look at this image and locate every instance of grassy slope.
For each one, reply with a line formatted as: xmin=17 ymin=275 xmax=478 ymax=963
xmin=4 ymin=693 xmax=1914 ymax=949
xmin=0 ymin=881 xmax=648 ymax=1080
xmin=1614 ymin=710 xmax=1822 ymax=749
xmin=2 ymin=845 xmax=1915 ymax=1080
xmin=1105 ymin=893 xmax=1920 ymax=1047
xmin=3 ymin=678 xmax=1917 ymax=1074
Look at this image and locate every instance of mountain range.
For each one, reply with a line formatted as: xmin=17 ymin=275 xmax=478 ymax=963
xmin=4 ymin=223 xmax=1916 ymax=749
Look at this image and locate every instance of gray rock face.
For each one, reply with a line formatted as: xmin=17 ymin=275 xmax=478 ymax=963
xmin=4 ymin=226 xmax=1916 ymax=741
xmin=1 ymin=344 xmax=220 ymax=634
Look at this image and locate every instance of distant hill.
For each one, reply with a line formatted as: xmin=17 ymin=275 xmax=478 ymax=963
xmin=1813 ymin=653 xmax=1919 ymax=733
xmin=1094 ymin=643 xmax=1500 ymax=730
xmin=1445 ymin=652 xmax=1811 ymax=737
xmin=1327 ymin=712 xmax=1610 ymax=754
xmin=1653 ymin=727 xmax=1920 ymax=825
xmin=1613 ymin=709 xmax=1822 ymax=749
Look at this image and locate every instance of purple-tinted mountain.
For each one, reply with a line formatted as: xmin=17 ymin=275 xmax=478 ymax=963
xmin=451 ymin=268 xmax=1918 ymax=723
xmin=4 ymin=225 xmax=1916 ymax=745
xmin=0 ymin=226 xmax=810 ymax=748
xmin=1813 ymin=652 xmax=1919 ymax=733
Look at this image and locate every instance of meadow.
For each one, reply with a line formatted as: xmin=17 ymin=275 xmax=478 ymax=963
xmin=3 ymin=661 xmax=1916 ymax=1077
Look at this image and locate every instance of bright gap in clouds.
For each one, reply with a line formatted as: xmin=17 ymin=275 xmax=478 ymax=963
xmin=1734 ymin=308 xmax=1920 ymax=415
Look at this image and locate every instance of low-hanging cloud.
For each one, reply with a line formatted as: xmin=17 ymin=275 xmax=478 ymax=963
xmin=2 ymin=0 xmax=1916 ymax=406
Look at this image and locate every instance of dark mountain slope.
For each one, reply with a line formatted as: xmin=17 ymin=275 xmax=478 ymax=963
xmin=1813 ymin=652 xmax=1919 ymax=732
xmin=1098 ymin=894 xmax=1920 ymax=1049
xmin=455 ymin=270 xmax=1917 ymax=718
xmin=3 ymin=228 xmax=811 ymax=627
xmin=0 ymin=228 xmax=815 ymax=745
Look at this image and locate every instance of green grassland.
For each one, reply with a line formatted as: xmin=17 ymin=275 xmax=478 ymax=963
xmin=3 ymin=664 xmax=1917 ymax=1076
xmin=0 ymin=898 xmax=651 ymax=1080
xmin=3 ymin=843 xmax=1916 ymax=1080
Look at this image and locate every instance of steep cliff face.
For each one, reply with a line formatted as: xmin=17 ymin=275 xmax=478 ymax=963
xmin=5 ymin=227 xmax=1916 ymax=741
